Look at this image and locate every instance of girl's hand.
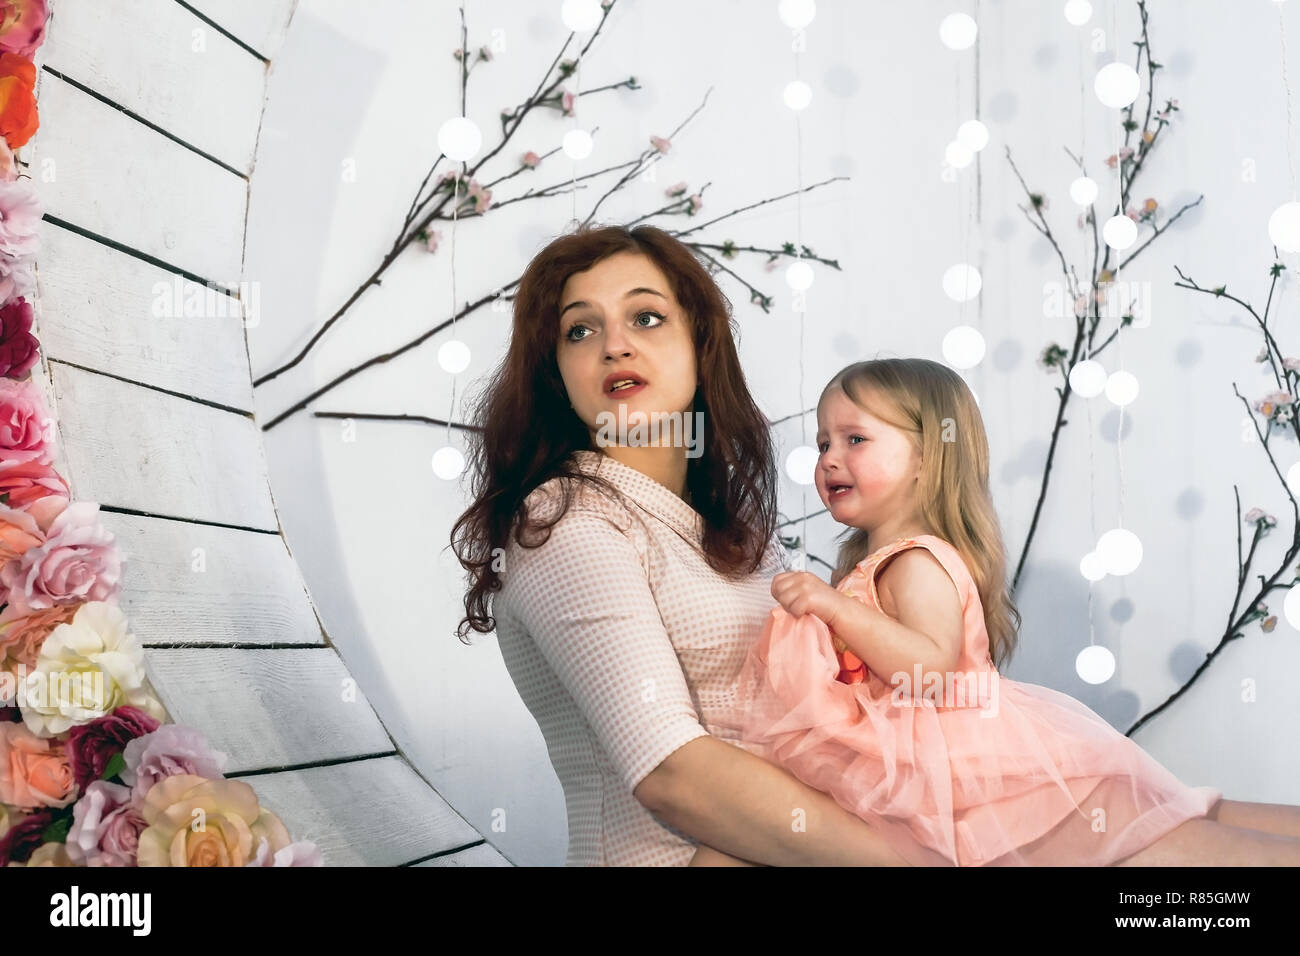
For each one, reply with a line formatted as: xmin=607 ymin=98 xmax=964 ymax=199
xmin=771 ymin=571 xmax=845 ymax=625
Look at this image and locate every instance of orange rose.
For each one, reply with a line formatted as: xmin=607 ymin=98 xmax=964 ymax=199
xmin=137 ymin=773 xmax=292 ymax=867
xmin=0 ymin=51 xmax=37 ymax=149
xmin=0 ymin=720 xmax=76 ymax=808
xmin=0 ymin=500 xmax=42 ymax=573
xmin=0 ymin=603 xmax=80 ymax=672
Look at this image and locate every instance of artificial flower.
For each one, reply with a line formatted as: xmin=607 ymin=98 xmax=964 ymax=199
xmin=66 ymin=704 xmax=161 ymax=793
xmin=20 ymin=601 xmax=166 ymax=738
xmin=136 ymin=773 xmax=291 ymax=867
xmin=0 ymin=51 xmax=37 ymax=149
xmin=65 ymin=779 xmax=145 ymax=867
xmin=0 ymin=374 xmax=54 ymax=465
xmin=0 ymin=501 xmax=121 ymax=618
xmin=0 ymin=1 xmax=49 ymax=58
xmin=120 ymin=722 xmax=227 ymax=804
xmin=0 ymin=718 xmax=75 ymax=807
xmin=0 ymin=295 xmax=38 ymax=378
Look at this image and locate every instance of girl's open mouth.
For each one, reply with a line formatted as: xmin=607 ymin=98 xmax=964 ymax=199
xmin=827 ymin=484 xmax=854 ymax=501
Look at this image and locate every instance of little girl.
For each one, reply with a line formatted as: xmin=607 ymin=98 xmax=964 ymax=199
xmin=691 ymin=358 xmax=1300 ymax=866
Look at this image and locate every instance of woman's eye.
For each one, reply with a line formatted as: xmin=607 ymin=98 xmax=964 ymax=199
xmin=635 ymin=310 xmax=665 ymax=326
xmin=565 ymin=323 xmax=590 ymax=341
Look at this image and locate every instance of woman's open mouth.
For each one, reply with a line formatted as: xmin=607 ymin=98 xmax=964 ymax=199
xmin=604 ymin=377 xmax=647 ymax=399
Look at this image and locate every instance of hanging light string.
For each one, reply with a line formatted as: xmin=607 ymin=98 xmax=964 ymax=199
xmin=446 ymin=2 xmax=469 ymax=449
xmin=793 ymin=25 xmax=810 ymax=572
xmin=1281 ymin=1 xmax=1297 ymax=202
xmin=1078 ymin=27 xmax=1099 ymax=651
xmin=571 ymin=47 xmax=581 ymax=226
xmin=1109 ymin=0 xmax=1128 ymax=531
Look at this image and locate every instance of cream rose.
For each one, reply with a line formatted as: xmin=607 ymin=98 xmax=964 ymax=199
xmin=136 ymin=773 xmax=292 ymax=867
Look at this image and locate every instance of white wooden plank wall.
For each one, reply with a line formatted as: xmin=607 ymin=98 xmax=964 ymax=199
xmin=21 ymin=0 xmax=510 ymax=867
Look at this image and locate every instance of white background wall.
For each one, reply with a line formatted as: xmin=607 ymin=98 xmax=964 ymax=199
xmin=244 ymin=0 xmax=1300 ymax=866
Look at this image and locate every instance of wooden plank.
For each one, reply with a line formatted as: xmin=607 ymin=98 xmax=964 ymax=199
xmin=34 ymin=223 xmax=255 ymax=411
xmin=142 ymin=648 xmax=393 ymax=772
xmin=100 ymin=512 xmax=324 ymax=647
xmin=235 ymin=756 xmax=482 ymax=866
xmin=182 ymin=0 xmax=298 ymax=60
xmin=414 ymin=843 xmax=513 ymax=867
xmin=48 ymin=363 xmax=278 ymax=530
xmin=27 ymin=71 xmax=247 ymax=285
xmin=41 ymin=0 xmax=266 ymax=174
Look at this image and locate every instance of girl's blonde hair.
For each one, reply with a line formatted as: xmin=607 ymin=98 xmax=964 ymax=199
xmin=824 ymin=358 xmax=1021 ymax=668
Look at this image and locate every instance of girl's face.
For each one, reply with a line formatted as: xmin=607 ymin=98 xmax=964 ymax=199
xmin=556 ymin=251 xmax=697 ymax=444
xmin=815 ymin=387 xmax=922 ymax=531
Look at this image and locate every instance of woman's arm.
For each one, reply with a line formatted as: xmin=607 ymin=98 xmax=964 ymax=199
xmin=637 ymin=735 xmax=910 ymax=866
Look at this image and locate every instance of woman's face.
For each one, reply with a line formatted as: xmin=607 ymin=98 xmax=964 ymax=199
xmin=815 ymin=387 xmax=922 ymax=529
xmin=556 ymin=251 xmax=697 ymax=446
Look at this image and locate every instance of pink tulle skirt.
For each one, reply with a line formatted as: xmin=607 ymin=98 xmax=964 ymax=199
xmin=733 ymin=606 xmax=1223 ymax=866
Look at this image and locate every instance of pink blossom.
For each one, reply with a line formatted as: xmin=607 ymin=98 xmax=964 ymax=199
xmin=0 ymin=0 xmax=49 ymax=59
xmin=1243 ymin=507 xmax=1277 ymax=527
xmin=1283 ymin=356 xmax=1300 ymax=372
xmin=665 ymin=181 xmax=688 ymax=197
xmin=478 ymin=45 xmax=493 ymax=62
xmin=522 ymin=150 xmax=540 ymax=168
xmin=0 ymin=500 xmax=122 ymax=618
xmin=424 ymin=229 xmax=442 ymax=254
xmin=65 ymin=779 xmax=146 ymax=867
xmin=0 ymin=177 xmax=41 ymax=260
xmin=650 ymin=135 xmax=671 ymax=154
xmin=561 ymin=90 xmax=575 ymax=116
xmin=120 ymin=723 xmax=228 ymax=804
xmin=246 ymin=836 xmax=324 ymax=867
xmin=0 ymin=376 xmax=54 ymax=466
xmin=467 ymin=179 xmax=492 ymax=213
xmin=687 ymin=194 xmax=703 ymax=215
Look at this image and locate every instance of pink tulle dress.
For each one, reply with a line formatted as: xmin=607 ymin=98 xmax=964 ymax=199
xmin=733 ymin=534 xmax=1223 ymax=866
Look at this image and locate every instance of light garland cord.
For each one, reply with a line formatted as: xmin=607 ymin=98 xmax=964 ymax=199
xmin=1282 ymin=2 xmax=1297 ymax=202
xmin=793 ymin=29 xmax=809 ymax=572
xmin=447 ymin=3 xmax=468 ymax=449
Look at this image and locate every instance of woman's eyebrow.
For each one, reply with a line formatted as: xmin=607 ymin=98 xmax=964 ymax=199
xmin=559 ymin=287 xmax=667 ymax=318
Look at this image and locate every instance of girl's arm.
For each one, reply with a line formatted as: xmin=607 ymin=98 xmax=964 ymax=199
xmin=688 ymin=845 xmax=761 ymax=866
xmin=636 ymin=735 xmax=910 ymax=866
xmin=824 ymin=549 xmax=964 ymax=684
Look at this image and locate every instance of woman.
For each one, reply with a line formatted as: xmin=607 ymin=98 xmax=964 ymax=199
xmin=451 ymin=223 xmax=910 ymax=866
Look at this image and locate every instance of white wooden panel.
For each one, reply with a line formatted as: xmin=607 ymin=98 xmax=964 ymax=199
xmin=41 ymin=0 xmax=266 ymax=174
xmin=34 ymin=224 xmax=255 ymax=411
xmin=415 ymin=843 xmax=513 ymax=867
xmin=100 ymin=512 xmax=324 ymax=647
xmin=237 ymin=756 xmax=482 ymax=866
xmin=49 ymin=363 xmax=278 ymax=529
xmin=183 ymin=0 xmax=298 ymax=60
xmin=142 ymin=648 xmax=393 ymax=771
xmin=27 ymin=71 xmax=247 ymax=284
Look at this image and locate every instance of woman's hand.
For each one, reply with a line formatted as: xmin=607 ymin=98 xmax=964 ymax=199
xmin=771 ymin=571 xmax=848 ymax=627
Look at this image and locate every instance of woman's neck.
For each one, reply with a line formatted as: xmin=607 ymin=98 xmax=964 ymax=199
xmin=593 ymin=444 xmax=691 ymax=504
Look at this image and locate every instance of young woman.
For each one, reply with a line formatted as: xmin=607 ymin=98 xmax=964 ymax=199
xmin=450 ymin=223 xmax=910 ymax=866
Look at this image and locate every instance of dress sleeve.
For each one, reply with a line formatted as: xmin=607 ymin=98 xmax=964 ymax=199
xmin=499 ymin=507 xmax=710 ymax=793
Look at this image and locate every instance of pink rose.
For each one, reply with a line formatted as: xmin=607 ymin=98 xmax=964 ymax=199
xmin=0 ymin=720 xmax=75 ymax=808
xmin=0 ymin=295 xmax=38 ymax=378
xmin=246 ymin=836 xmax=324 ymax=867
xmin=0 ymin=458 xmax=68 ymax=530
xmin=120 ymin=723 xmax=227 ymax=804
xmin=0 ymin=500 xmax=121 ymax=617
xmin=66 ymin=704 xmax=162 ymax=792
xmin=0 ymin=250 xmax=33 ymax=302
xmin=66 ymin=779 xmax=147 ymax=867
xmin=0 ymin=178 xmax=40 ymax=261
xmin=0 ymin=1 xmax=49 ymax=58
xmin=0 ymin=376 xmax=54 ymax=465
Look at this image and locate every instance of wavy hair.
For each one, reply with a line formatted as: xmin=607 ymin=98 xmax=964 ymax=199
xmin=450 ymin=224 xmax=777 ymax=642
xmin=825 ymin=358 xmax=1022 ymax=668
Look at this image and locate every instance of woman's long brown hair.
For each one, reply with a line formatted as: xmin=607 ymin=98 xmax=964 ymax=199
xmin=450 ymin=224 xmax=777 ymax=643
